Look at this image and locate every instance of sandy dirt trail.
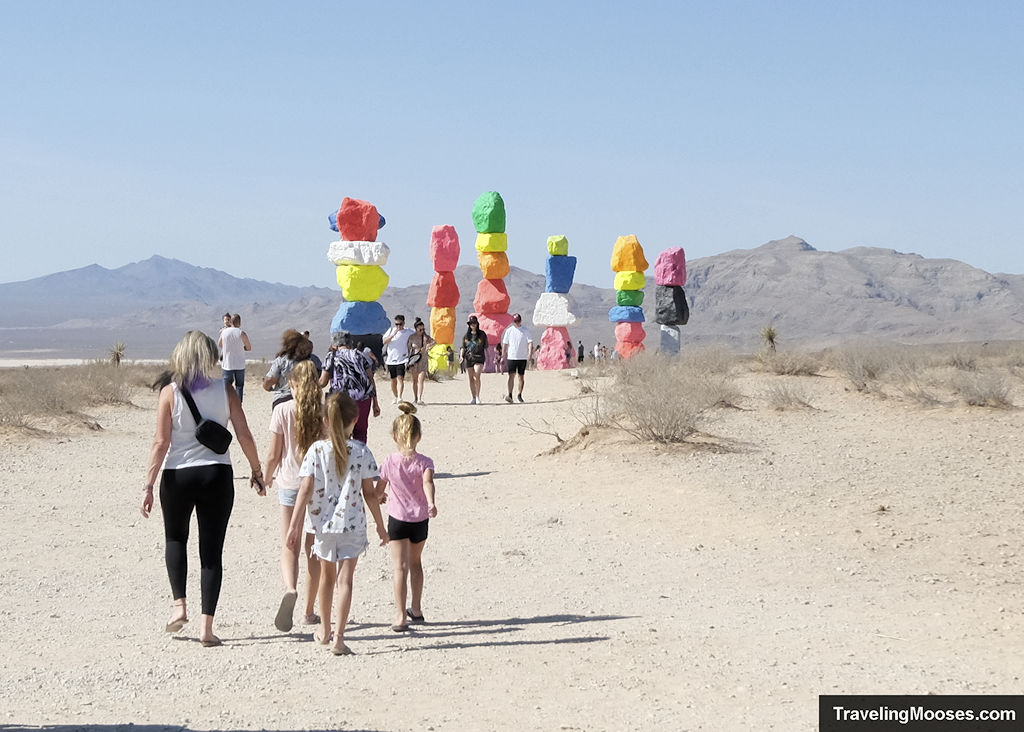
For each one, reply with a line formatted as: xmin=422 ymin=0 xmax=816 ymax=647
xmin=1 ymin=366 xmax=1022 ymax=731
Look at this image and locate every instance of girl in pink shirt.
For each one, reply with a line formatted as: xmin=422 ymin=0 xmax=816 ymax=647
xmin=376 ymin=401 xmax=437 ymax=632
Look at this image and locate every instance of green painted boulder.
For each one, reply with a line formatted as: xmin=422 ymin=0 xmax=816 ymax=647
xmin=617 ymin=289 xmax=645 ymax=307
xmin=472 ymin=191 xmax=506 ymax=233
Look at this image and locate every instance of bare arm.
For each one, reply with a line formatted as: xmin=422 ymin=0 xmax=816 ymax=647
xmin=423 ymin=468 xmax=437 ymax=518
xmin=226 ymin=384 xmax=264 ymax=494
xmin=141 ymin=385 xmax=174 ymax=517
xmin=362 ymin=478 xmax=389 ymax=546
xmin=263 ymin=430 xmax=284 ymax=491
xmin=242 ymin=331 xmax=251 ymax=351
xmin=286 ymin=475 xmax=315 ymax=549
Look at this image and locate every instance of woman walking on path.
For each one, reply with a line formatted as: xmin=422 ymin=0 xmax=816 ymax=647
xmin=287 ymin=392 xmax=389 ymax=656
xmin=141 ymin=330 xmax=264 ymax=648
xmin=407 ymin=317 xmax=436 ymax=405
xmin=459 ymin=315 xmax=487 ymax=404
xmin=319 ymin=332 xmax=379 ymax=444
xmin=264 ymin=329 xmax=315 ymax=410
xmin=264 ymin=360 xmax=323 ymax=632
xmin=376 ymin=402 xmax=437 ymax=631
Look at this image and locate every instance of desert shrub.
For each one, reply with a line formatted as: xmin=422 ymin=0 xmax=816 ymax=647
xmin=678 ymin=344 xmax=735 ymax=375
xmin=950 ymin=371 xmax=1012 ymax=408
xmin=830 ymin=343 xmax=906 ymax=391
xmin=600 ymin=353 xmax=739 ymax=442
xmin=757 ymin=350 xmax=821 ymax=376
xmin=946 ymin=349 xmax=977 ymax=371
xmin=765 ymin=383 xmax=813 ymax=411
xmin=0 ymin=361 xmax=136 ymax=429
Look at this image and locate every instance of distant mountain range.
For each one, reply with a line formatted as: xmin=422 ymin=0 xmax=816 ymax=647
xmin=1 ymin=238 xmax=1022 ymax=360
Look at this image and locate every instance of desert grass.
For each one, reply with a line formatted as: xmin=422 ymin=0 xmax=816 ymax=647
xmin=764 ymin=383 xmax=815 ymax=411
xmin=755 ymin=350 xmax=822 ymax=376
xmin=0 ymin=361 xmax=156 ymax=430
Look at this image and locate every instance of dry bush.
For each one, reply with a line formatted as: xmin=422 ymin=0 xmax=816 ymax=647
xmin=678 ymin=344 xmax=735 ymax=375
xmin=829 ymin=343 xmax=908 ymax=391
xmin=757 ymin=350 xmax=821 ymax=376
xmin=0 ymin=361 xmax=138 ymax=430
xmin=950 ymin=371 xmax=1012 ymax=408
xmin=600 ymin=353 xmax=739 ymax=442
xmin=765 ymin=383 xmax=814 ymax=411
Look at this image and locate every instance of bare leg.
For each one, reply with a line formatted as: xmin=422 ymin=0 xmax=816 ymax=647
xmin=390 ymin=377 xmax=399 ymax=400
xmin=199 ymin=613 xmax=220 ymax=646
xmin=506 ymin=370 xmax=515 ymax=399
xmin=304 ymin=532 xmax=319 ymax=618
xmin=516 ymin=372 xmax=525 ymax=397
xmin=280 ymin=505 xmax=298 ymax=592
xmin=318 ymin=559 xmax=337 ymax=643
xmin=408 ymin=540 xmax=427 ymax=618
xmin=332 ymin=557 xmax=359 ymax=653
xmin=397 ymin=374 xmax=406 ymax=401
xmin=390 ymin=539 xmax=410 ymax=626
xmin=167 ymin=597 xmax=188 ymax=630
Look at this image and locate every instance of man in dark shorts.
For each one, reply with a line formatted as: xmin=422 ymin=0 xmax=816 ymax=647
xmin=500 ymin=313 xmax=534 ymax=403
xmin=382 ymin=315 xmax=413 ymax=403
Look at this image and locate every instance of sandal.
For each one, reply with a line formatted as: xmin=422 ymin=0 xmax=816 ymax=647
xmin=331 ymin=643 xmax=353 ymax=656
xmin=314 ymin=629 xmax=334 ymax=645
xmin=406 ymin=609 xmax=425 ymax=624
xmin=165 ymin=602 xmax=188 ymax=633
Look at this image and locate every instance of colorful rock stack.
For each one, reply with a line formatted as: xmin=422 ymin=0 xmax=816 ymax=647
xmin=327 ymin=198 xmax=391 ymax=343
xmin=471 ymin=191 xmax=513 ymax=371
xmin=609 ymin=234 xmax=649 ymax=358
xmin=532 ymin=235 xmax=578 ymax=370
xmin=653 ymin=247 xmax=689 ymax=354
xmin=426 ymin=225 xmax=461 ymax=372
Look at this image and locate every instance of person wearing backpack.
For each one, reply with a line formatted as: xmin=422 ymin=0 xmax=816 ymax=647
xmin=319 ymin=332 xmax=380 ymax=444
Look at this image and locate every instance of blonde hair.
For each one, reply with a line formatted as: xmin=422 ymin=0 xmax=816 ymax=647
xmin=169 ymin=331 xmax=219 ymax=390
xmin=325 ymin=391 xmax=359 ymax=478
xmin=392 ymin=401 xmax=422 ymax=452
xmin=289 ymin=360 xmax=323 ymax=464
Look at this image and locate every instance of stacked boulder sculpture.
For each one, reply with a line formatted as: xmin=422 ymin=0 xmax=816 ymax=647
xmin=653 ymin=247 xmax=689 ymax=354
xmin=609 ymin=235 xmax=649 ymax=358
xmin=532 ymin=235 xmax=578 ymax=369
xmin=327 ymin=198 xmax=391 ymax=344
xmin=426 ymin=225 xmax=461 ymax=372
xmin=471 ymin=191 xmax=513 ymax=371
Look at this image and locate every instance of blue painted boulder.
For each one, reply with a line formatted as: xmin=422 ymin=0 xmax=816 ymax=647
xmin=545 ymin=255 xmax=577 ymax=293
xmin=608 ymin=305 xmax=645 ymax=323
xmin=331 ymin=301 xmax=390 ymax=335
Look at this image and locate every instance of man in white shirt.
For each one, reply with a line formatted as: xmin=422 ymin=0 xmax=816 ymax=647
xmin=218 ymin=314 xmax=252 ymax=401
xmin=500 ymin=313 xmax=534 ymax=403
xmin=381 ymin=314 xmax=414 ymax=403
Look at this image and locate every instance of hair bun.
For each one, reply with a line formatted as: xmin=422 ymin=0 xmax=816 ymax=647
xmin=397 ymin=401 xmax=417 ymax=415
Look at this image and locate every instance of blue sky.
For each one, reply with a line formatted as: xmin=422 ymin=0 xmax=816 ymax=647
xmin=2 ymin=1 xmax=1022 ymax=289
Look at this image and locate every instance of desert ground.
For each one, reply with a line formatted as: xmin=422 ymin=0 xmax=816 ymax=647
xmin=1 ymin=355 xmax=1023 ymax=731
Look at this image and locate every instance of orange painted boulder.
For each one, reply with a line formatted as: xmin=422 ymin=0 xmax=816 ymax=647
xmin=336 ymin=198 xmax=380 ymax=242
xmin=615 ymin=340 xmax=645 ymax=358
xmin=473 ymin=278 xmax=511 ymax=314
xmin=610 ymin=235 xmax=649 ymax=272
xmin=427 ymin=271 xmax=460 ymax=308
xmin=477 ymin=251 xmax=510 ymax=279
xmin=430 ymin=307 xmax=456 ymax=344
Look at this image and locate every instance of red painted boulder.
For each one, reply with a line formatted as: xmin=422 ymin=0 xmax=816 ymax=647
xmin=336 ymin=198 xmax=380 ymax=242
xmin=614 ymin=321 xmax=646 ymax=343
xmin=473 ymin=278 xmax=511 ymax=314
xmin=615 ymin=340 xmax=646 ymax=359
xmin=427 ymin=272 xmax=460 ymax=308
xmin=654 ymin=246 xmax=687 ymax=286
xmin=430 ymin=225 xmax=460 ymax=272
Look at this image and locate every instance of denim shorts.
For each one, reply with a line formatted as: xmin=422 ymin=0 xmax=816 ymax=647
xmin=278 ymin=487 xmax=298 ymax=507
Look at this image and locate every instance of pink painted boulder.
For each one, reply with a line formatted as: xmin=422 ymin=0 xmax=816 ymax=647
xmin=537 ymin=326 xmax=573 ymax=370
xmin=614 ymin=321 xmax=646 ymax=343
xmin=430 ymin=225 xmax=460 ymax=272
xmin=654 ymin=247 xmax=687 ymax=286
xmin=473 ymin=278 xmax=511 ymax=315
xmin=475 ymin=312 xmax=514 ymax=343
xmin=427 ymin=271 xmax=460 ymax=308
xmin=337 ymin=198 xmax=380 ymax=242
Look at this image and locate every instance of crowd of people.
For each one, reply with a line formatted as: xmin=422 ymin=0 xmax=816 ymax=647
xmin=142 ymin=311 xmax=617 ymax=653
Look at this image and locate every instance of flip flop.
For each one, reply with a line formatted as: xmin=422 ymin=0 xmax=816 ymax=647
xmin=314 ymin=630 xmax=334 ymax=645
xmin=302 ymin=613 xmax=320 ymax=625
xmin=274 ymin=591 xmax=298 ymax=632
xmin=331 ymin=643 xmax=353 ymax=656
xmin=391 ymin=624 xmax=409 ymax=632
xmin=199 ymin=636 xmax=223 ymax=648
xmin=405 ymin=610 xmax=425 ymax=624
xmin=165 ymin=617 xmax=188 ymax=633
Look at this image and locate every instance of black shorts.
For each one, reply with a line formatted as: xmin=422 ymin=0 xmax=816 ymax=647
xmin=388 ymin=516 xmax=429 ymax=544
xmin=387 ymin=364 xmax=407 ymax=378
xmin=507 ymin=359 xmax=527 ymax=375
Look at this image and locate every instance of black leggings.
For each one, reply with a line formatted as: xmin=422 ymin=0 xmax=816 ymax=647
xmin=160 ymin=464 xmax=235 ymax=616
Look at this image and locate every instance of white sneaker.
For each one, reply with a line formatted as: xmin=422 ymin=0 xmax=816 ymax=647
xmin=470 ymin=397 xmax=477 ymax=405
xmin=392 ymin=397 xmax=398 ymax=404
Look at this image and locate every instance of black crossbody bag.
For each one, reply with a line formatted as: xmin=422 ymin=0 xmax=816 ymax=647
xmin=179 ymin=385 xmax=233 ymax=455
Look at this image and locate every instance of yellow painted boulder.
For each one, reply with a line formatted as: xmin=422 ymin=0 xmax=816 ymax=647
xmin=611 ymin=235 xmax=649 ymax=272
xmin=428 ymin=343 xmax=452 ymax=372
xmin=475 ymin=232 xmax=508 ymax=253
xmin=614 ymin=270 xmax=645 ymax=291
xmin=430 ymin=307 xmax=456 ymax=344
xmin=336 ymin=264 xmax=389 ymax=301
xmin=547 ymin=235 xmax=569 ymax=256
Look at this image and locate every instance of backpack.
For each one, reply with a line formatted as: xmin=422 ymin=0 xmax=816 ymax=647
xmin=327 ymin=350 xmax=374 ymax=401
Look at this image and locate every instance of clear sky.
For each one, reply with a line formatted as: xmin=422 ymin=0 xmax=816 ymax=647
xmin=2 ymin=1 xmax=1022 ymax=289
